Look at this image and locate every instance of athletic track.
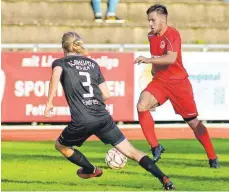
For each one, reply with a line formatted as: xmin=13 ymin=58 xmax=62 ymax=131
xmin=2 ymin=124 xmax=229 ymax=141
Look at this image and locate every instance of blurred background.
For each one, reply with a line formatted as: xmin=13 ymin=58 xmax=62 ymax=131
xmin=1 ymin=0 xmax=229 ymax=138
xmin=1 ymin=1 xmax=229 ymax=191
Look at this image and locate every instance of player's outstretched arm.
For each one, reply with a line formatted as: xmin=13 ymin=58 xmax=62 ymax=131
xmin=134 ymin=51 xmax=177 ymax=65
xmin=44 ymin=66 xmax=63 ymax=117
xmin=98 ymin=82 xmax=110 ymax=101
xmin=150 ymin=51 xmax=177 ymax=65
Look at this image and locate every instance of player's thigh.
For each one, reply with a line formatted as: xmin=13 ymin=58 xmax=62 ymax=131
xmin=137 ymin=91 xmax=158 ymax=111
xmin=168 ymin=79 xmax=198 ymax=119
xmin=91 ymin=116 xmax=126 ymax=146
xmin=114 ymin=138 xmax=146 ymax=161
xmin=138 ymin=80 xmax=167 ymax=111
xmin=57 ymin=122 xmax=91 ymax=147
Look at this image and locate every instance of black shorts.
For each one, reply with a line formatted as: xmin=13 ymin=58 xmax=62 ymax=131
xmin=58 ymin=116 xmax=125 ymax=147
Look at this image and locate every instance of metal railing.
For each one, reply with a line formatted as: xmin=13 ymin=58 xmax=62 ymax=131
xmin=2 ymin=43 xmax=229 ymax=52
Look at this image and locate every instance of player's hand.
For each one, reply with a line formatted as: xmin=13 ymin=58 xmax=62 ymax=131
xmin=134 ymin=56 xmax=151 ymax=65
xmin=44 ymin=103 xmax=54 ymax=117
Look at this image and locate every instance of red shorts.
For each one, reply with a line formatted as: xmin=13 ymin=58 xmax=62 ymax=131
xmin=144 ymin=78 xmax=198 ymax=119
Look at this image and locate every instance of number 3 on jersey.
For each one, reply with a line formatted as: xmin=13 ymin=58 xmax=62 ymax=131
xmin=79 ymin=72 xmax=94 ymax=98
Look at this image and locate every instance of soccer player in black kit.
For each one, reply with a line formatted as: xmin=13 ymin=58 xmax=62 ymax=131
xmin=44 ymin=32 xmax=175 ymax=190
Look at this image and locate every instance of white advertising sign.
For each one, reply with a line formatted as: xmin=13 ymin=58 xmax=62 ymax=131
xmin=134 ymin=52 xmax=229 ymax=121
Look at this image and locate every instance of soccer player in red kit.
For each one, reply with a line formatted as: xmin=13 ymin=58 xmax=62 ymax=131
xmin=135 ymin=4 xmax=219 ymax=168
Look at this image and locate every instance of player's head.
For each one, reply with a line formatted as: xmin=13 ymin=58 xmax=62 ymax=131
xmin=146 ymin=4 xmax=168 ymax=35
xmin=62 ymin=32 xmax=87 ymax=55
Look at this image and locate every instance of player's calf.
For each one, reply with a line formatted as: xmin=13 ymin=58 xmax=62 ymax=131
xmin=115 ymin=138 xmax=146 ymax=162
xmin=55 ymin=140 xmax=96 ymax=175
xmin=185 ymin=118 xmax=219 ymax=168
xmin=138 ymin=156 xmax=175 ymax=190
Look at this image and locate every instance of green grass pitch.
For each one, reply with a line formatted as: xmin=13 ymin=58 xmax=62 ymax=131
xmin=2 ymin=139 xmax=229 ymax=191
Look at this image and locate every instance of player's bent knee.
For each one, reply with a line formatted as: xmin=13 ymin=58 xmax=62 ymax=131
xmin=55 ymin=140 xmax=62 ymax=151
xmin=190 ymin=121 xmax=207 ymax=135
xmin=186 ymin=117 xmax=208 ymax=136
xmin=137 ymin=102 xmax=149 ymax=112
xmin=185 ymin=117 xmax=199 ymax=130
xmin=55 ymin=140 xmax=69 ymax=154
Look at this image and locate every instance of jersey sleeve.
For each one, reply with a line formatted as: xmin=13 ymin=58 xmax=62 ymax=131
xmin=98 ymin=67 xmax=105 ymax=85
xmin=52 ymin=59 xmax=63 ymax=70
xmin=165 ymin=31 xmax=181 ymax=52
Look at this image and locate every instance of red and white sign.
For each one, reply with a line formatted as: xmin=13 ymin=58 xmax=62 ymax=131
xmin=1 ymin=52 xmax=134 ymax=122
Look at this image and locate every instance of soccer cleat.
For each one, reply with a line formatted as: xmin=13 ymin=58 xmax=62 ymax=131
xmin=151 ymin=144 xmax=165 ymax=163
xmin=162 ymin=177 xmax=175 ymax=190
xmin=209 ymin=157 xmax=220 ymax=168
xmin=77 ymin=167 xmax=103 ymax=179
xmin=164 ymin=181 xmax=175 ymax=190
xmin=105 ymin=16 xmax=125 ymax=24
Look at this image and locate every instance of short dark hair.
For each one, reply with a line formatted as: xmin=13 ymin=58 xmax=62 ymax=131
xmin=146 ymin=4 xmax=168 ymax=16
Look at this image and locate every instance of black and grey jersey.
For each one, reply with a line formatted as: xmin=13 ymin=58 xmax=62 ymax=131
xmin=52 ymin=55 xmax=109 ymax=123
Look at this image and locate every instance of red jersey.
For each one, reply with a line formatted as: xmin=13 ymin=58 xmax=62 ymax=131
xmin=148 ymin=26 xmax=188 ymax=82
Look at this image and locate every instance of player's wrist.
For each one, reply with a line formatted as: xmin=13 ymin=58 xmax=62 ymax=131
xmin=147 ymin=58 xmax=153 ymax=64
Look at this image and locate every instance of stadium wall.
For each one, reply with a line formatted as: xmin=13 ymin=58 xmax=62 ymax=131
xmin=2 ymin=0 xmax=229 ymax=44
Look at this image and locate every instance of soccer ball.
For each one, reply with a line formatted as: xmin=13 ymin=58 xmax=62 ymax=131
xmin=105 ymin=148 xmax=128 ymax=169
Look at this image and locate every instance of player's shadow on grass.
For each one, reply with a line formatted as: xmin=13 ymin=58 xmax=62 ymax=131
xmin=1 ymin=178 xmax=146 ymax=189
xmin=170 ymin=174 xmax=229 ymax=182
xmin=2 ymin=154 xmax=63 ymax=161
xmin=159 ymin=158 xmax=229 ymax=168
xmin=113 ymin=170 xmax=229 ymax=183
xmin=2 ymin=154 xmax=104 ymax=163
xmin=98 ymin=165 xmax=111 ymax=169
xmin=1 ymin=179 xmax=58 ymax=185
xmin=162 ymin=146 xmax=229 ymax=155
xmin=113 ymin=170 xmax=149 ymax=176
xmin=219 ymin=161 xmax=229 ymax=167
xmin=158 ymin=158 xmax=206 ymax=167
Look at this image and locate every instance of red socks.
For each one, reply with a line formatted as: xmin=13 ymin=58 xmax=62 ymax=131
xmin=138 ymin=110 xmax=159 ymax=148
xmin=193 ymin=122 xmax=217 ymax=160
xmin=138 ymin=110 xmax=216 ymax=160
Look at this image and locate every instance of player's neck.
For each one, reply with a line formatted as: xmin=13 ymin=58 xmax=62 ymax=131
xmin=65 ymin=52 xmax=82 ymax=56
xmin=157 ymin=25 xmax=168 ymax=37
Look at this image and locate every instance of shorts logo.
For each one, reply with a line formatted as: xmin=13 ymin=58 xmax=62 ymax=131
xmin=160 ymin=41 xmax=165 ymax=49
xmin=187 ymin=113 xmax=197 ymax=116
